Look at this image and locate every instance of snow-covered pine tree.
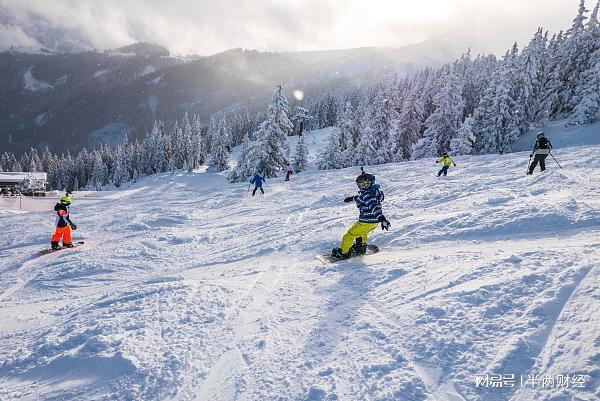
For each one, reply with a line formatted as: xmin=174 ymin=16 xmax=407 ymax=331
xmin=519 ymin=28 xmax=548 ymax=124
xmin=450 ymin=116 xmax=476 ymax=155
xmin=412 ymin=63 xmax=465 ymax=159
xmin=336 ymin=101 xmax=359 ymax=167
xmin=192 ymin=114 xmax=206 ymax=167
xmin=354 ymin=126 xmax=379 ymax=166
xmin=254 ymin=119 xmax=288 ymax=177
xmin=112 ymin=145 xmax=130 ymax=188
xmin=294 ymin=133 xmax=308 ymax=172
xmin=208 ymin=118 xmax=231 ymax=172
xmin=89 ymin=152 xmax=107 ymax=191
xmin=366 ymin=88 xmax=397 ymax=164
xmin=571 ymin=0 xmax=600 ymax=124
xmin=472 ymin=45 xmax=524 ymax=154
xmin=268 ymin=86 xmax=294 ymax=136
xmin=317 ymin=129 xmax=341 ymax=170
xmin=229 ymin=133 xmax=257 ymax=183
xmin=394 ymin=81 xmax=425 ymax=160
xmin=205 ymin=116 xmax=219 ymax=155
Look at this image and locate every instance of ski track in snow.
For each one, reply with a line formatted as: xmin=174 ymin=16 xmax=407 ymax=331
xmin=1 ymin=140 xmax=599 ymax=401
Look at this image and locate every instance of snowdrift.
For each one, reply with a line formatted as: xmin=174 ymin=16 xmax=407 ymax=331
xmin=0 ymin=140 xmax=599 ymax=401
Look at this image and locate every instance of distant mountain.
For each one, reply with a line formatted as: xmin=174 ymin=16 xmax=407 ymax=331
xmin=0 ymin=39 xmax=467 ymax=155
xmin=108 ymin=42 xmax=172 ymax=58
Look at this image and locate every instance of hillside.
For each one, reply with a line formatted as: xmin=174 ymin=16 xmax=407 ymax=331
xmin=0 ymin=39 xmax=464 ymax=156
xmin=0 ymin=128 xmax=598 ymax=401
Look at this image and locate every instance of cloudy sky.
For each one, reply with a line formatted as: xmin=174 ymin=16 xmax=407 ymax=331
xmin=0 ymin=0 xmax=583 ymax=55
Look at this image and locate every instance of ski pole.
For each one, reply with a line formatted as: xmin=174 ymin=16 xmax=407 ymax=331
xmin=549 ymin=152 xmax=562 ymax=169
xmin=527 ymin=154 xmax=532 ymax=174
xmin=247 ymin=183 xmax=251 ymax=195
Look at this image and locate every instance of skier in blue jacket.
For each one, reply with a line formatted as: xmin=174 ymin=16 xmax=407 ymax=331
xmin=250 ymin=173 xmax=265 ymax=196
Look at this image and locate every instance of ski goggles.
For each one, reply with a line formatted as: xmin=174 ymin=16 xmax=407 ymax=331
xmin=356 ymin=179 xmax=371 ymax=189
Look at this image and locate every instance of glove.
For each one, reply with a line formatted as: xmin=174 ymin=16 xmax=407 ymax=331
xmin=454 ymin=163 xmax=457 ymax=166
xmin=436 ymin=160 xmax=439 ymax=163
xmin=529 ymin=154 xmax=533 ymax=158
xmin=378 ymin=215 xmax=391 ymax=231
xmin=70 ymin=224 xmax=77 ymax=230
xmin=344 ymin=196 xmax=355 ymax=203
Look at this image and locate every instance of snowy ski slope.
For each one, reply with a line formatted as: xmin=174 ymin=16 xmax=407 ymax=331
xmin=0 ymin=133 xmax=599 ymax=401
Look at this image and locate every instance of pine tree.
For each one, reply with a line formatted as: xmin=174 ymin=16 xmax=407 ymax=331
xmin=336 ymin=101 xmax=359 ymax=167
xmin=294 ymin=133 xmax=309 ymax=172
xmin=229 ymin=133 xmax=257 ymax=183
xmin=255 ymin=120 xmax=288 ymax=177
xmin=450 ymin=116 xmax=476 ymax=155
xmin=571 ymin=0 xmax=600 ymax=124
xmin=208 ymin=118 xmax=231 ymax=172
xmin=89 ymin=152 xmax=107 ymax=191
xmin=268 ymin=85 xmax=294 ymax=136
xmin=412 ymin=63 xmax=464 ymax=159
xmin=395 ymin=82 xmax=425 ymax=160
xmin=317 ymin=129 xmax=341 ymax=170
xmin=354 ymin=127 xmax=379 ymax=166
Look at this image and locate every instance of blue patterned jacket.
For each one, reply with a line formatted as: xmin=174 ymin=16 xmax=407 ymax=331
xmin=352 ymin=185 xmax=384 ymax=223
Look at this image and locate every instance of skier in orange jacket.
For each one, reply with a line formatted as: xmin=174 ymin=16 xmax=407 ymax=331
xmin=51 ymin=194 xmax=77 ymax=250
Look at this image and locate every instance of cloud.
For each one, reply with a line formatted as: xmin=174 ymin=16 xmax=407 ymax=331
xmin=0 ymin=0 xmax=581 ymax=55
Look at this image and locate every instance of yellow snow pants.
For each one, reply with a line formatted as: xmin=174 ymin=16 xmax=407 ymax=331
xmin=340 ymin=221 xmax=379 ymax=253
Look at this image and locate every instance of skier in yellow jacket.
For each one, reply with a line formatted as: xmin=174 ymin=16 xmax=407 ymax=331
xmin=436 ymin=152 xmax=457 ymax=177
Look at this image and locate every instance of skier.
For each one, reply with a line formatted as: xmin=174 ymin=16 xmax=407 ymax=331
xmin=285 ymin=163 xmax=293 ymax=181
xmin=527 ymin=132 xmax=552 ymax=175
xmin=436 ymin=152 xmax=457 ymax=177
xmin=331 ymin=170 xmax=391 ymax=260
xmin=51 ymin=193 xmax=77 ymax=250
xmin=250 ymin=172 xmax=265 ymax=196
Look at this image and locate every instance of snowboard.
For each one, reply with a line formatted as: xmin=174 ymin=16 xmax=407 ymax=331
xmin=316 ymin=244 xmax=379 ymax=264
xmin=39 ymin=241 xmax=85 ymax=256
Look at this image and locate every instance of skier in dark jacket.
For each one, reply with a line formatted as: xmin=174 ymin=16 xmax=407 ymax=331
xmin=51 ymin=194 xmax=77 ymax=250
xmin=331 ymin=170 xmax=391 ymax=260
xmin=250 ymin=173 xmax=265 ymax=196
xmin=527 ymin=132 xmax=553 ymax=175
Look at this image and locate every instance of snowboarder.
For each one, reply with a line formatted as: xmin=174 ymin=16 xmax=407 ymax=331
xmin=250 ymin=173 xmax=265 ymax=196
xmin=51 ymin=193 xmax=77 ymax=250
xmin=436 ymin=152 xmax=457 ymax=177
xmin=527 ymin=132 xmax=553 ymax=175
xmin=285 ymin=164 xmax=293 ymax=181
xmin=331 ymin=170 xmax=391 ymax=260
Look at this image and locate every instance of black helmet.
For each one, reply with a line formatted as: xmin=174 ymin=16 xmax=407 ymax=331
xmin=356 ymin=168 xmax=375 ymax=190
xmin=537 ymin=132 xmax=545 ymax=139
xmin=442 ymin=152 xmax=448 ymax=157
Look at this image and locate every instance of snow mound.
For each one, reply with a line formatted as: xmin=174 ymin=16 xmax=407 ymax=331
xmin=514 ymin=119 xmax=600 ymax=152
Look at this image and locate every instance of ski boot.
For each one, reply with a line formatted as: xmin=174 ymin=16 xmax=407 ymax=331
xmin=353 ymin=238 xmax=367 ymax=255
xmin=51 ymin=241 xmax=60 ymax=250
xmin=63 ymin=243 xmax=74 ymax=248
xmin=331 ymin=247 xmax=350 ymax=260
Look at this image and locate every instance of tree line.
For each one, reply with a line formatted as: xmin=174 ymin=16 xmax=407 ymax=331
xmin=1 ymin=0 xmax=598 ymax=189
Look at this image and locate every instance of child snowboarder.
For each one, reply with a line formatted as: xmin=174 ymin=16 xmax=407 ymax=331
xmin=250 ymin=173 xmax=265 ymax=196
xmin=527 ymin=132 xmax=552 ymax=175
xmin=331 ymin=170 xmax=391 ymax=260
xmin=51 ymin=193 xmax=77 ymax=250
xmin=285 ymin=164 xmax=293 ymax=181
xmin=436 ymin=152 xmax=457 ymax=176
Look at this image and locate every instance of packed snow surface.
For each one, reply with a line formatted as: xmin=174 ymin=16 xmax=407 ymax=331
xmin=0 ymin=136 xmax=599 ymax=401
